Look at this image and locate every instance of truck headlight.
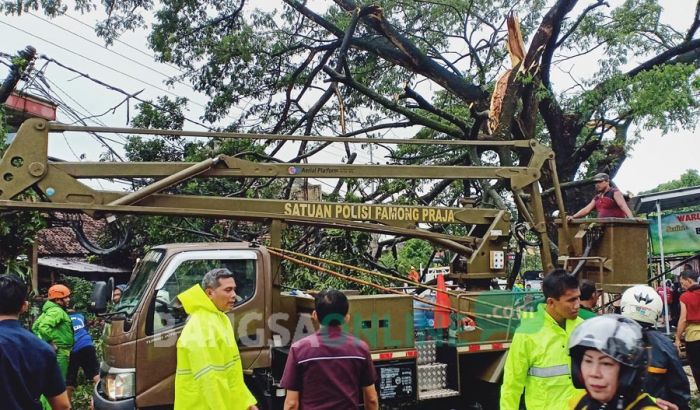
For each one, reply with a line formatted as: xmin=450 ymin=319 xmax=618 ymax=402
xmin=103 ymin=371 xmax=135 ymax=400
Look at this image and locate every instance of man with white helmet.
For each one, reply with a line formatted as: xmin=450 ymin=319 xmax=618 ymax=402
xmin=620 ymin=285 xmax=690 ymax=409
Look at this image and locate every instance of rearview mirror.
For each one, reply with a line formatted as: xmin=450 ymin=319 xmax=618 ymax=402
xmin=89 ymin=278 xmax=114 ymax=313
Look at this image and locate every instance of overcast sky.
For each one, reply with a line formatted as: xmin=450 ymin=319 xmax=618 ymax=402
xmin=0 ymin=1 xmax=697 ymax=195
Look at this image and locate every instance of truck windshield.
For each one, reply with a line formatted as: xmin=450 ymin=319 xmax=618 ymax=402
xmin=114 ymin=249 xmax=165 ymax=316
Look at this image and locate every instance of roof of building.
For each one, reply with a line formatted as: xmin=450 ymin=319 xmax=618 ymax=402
xmin=631 ymin=185 xmax=700 ymax=214
xmin=38 ymin=256 xmax=130 ymax=274
xmin=37 ymin=214 xmax=106 ymax=256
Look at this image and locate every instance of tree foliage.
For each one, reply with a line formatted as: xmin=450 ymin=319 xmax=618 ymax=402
xmin=6 ymin=0 xmax=700 ymax=286
xmin=101 ymin=96 xmax=278 ymax=265
xmin=644 ymin=169 xmax=700 ymax=194
xmin=7 ymin=0 xmax=697 ymax=199
xmin=379 ymin=239 xmax=434 ymax=276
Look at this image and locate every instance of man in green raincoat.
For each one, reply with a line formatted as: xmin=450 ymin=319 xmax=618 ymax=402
xmin=33 ymin=284 xmax=75 ymax=410
xmin=33 ymin=284 xmax=74 ymax=378
xmin=174 ymin=268 xmax=258 ymax=410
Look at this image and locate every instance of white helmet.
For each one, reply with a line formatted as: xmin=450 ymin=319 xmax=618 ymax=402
xmin=620 ymin=285 xmax=663 ymax=325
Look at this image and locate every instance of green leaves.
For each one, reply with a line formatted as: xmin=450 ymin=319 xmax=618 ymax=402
xmin=8 ymin=0 xmax=700 ymax=280
xmin=378 ymin=238 xmax=433 ymax=276
xmin=627 ymin=64 xmax=699 ymax=132
xmin=644 ymin=169 xmax=700 ymax=194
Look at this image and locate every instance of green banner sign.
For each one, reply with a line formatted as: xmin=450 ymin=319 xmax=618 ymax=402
xmin=649 ymin=211 xmax=700 ymax=256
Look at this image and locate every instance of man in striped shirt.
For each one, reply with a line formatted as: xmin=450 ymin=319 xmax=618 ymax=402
xmin=280 ymin=289 xmax=378 ymax=410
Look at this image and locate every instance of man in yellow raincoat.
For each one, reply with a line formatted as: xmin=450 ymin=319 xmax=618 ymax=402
xmin=500 ymin=269 xmax=584 ymax=410
xmin=174 ymin=268 xmax=258 ymax=410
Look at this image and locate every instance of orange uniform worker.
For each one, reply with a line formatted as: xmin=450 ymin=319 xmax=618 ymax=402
xmin=407 ymin=266 xmax=420 ymax=283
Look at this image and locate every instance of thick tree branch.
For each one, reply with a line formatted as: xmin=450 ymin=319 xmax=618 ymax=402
xmin=341 ymin=121 xmax=414 ymax=138
xmin=570 ymin=37 xmax=700 ymax=146
xmin=686 ymin=0 xmax=700 ymax=42
xmin=332 ymin=1 xmax=487 ymax=104
xmin=524 ymin=0 xmax=578 ymax=72
xmin=401 ymin=87 xmax=470 ymax=131
xmin=323 ymin=66 xmax=465 ymax=138
xmin=284 ymin=0 xmax=345 ymax=37
xmin=420 ymin=178 xmax=456 ymax=205
xmin=364 ymin=26 xmax=486 ymax=102
xmin=286 ymin=0 xmax=489 ymax=111
xmin=554 ymin=1 xmax=608 ymax=48
xmin=529 ymin=1 xmax=580 ymax=179
xmin=626 ymin=38 xmax=700 ymax=77
xmin=388 ymin=148 xmax=454 ymax=162
xmin=543 ymin=0 xmax=607 ymax=88
xmin=605 ymin=118 xmax=632 ymax=177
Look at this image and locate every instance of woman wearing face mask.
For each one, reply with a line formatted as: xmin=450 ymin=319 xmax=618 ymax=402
xmin=568 ymin=314 xmax=661 ymax=410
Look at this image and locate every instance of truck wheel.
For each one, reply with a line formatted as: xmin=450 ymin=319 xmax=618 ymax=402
xmin=245 ymin=370 xmax=277 ymax=410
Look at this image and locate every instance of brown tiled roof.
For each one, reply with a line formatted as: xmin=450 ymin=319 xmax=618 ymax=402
xmin=37 ymin=214 xmax=106 ymax=256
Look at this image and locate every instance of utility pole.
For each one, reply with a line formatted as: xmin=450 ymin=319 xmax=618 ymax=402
xmin=0 ymin=46 xmax=36 ymax=103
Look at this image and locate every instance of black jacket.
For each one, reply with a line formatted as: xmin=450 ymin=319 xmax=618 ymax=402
xmin=643 ymin=327 xmax=691 ymax=410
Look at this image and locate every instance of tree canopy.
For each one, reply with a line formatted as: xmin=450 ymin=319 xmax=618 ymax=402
xmin=4 ymin=0 xmax=700 ymax=285
xmin=6 ymin=1 xmax=699 ymax=189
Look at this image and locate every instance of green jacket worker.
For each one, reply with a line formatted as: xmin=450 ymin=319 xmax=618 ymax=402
xmin=33 ymin=284 xmax=74 ymax=378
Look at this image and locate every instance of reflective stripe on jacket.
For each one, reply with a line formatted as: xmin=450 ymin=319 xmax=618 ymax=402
xmin=32 ymin=300 xmax=74 ymax=349
xmin=570 ymin=391 xmax=660 ymax=409
xmin=174 ymin=285 xmax=257 ymax=410
xmin=643 ymin=329 xmax=691 ymax=410
xmin=500 ymin=304 xmax=583 ymax=410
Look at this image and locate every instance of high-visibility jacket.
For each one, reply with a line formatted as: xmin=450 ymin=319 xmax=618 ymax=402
xmin=570 ymin=391 xmax=660 ymax=409
xmin=500 ymin=304 xmax=583 ymax=410
xmin=174 ymin=285 xmax=257 ymax=410
xmin=32 ymin=300 xmax=74 ymax=349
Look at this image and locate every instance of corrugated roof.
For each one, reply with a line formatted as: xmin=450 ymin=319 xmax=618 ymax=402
xmin=631 ymin=185 xmax=700 ymax=214
xmin=38 ymin=257 xmax=129 ymax=274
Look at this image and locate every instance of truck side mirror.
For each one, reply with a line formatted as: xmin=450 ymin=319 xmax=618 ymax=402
xmin=89 ymin=279 xmax=113 ymax=313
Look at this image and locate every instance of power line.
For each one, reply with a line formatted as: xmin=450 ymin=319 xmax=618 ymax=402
xmin=1 ymin=41 xmax=365 ymax=189
xmin=0 ymin=27 xmax=373 ymax=164
xmin=55 ymin=11 xmax=252 ymax=118
xmin=35 ymin=52 xmax=366 ymax=166
xmin=37 ymin=53 xmax=217 ymax=131
xmin=60 ymin=12 xmax=186 ymax=75
xmin=18 ymin=13 xmax=367 ymax=163
xmin=56 ymin=93 xmax=343 ymax=193
xmin=28 ymin=64 xmax=346 ymax=193
xmin=1 ymin=21 xmax=372 ymax=165
xmin=28 ymin=12 xmax=191 ymax=89
xmin=0 ymin=19 xmax=209 ymax=110
xmin=40 ymin=75 xmax=129 ymax=144
xmin=31 ymin=76 xmax=125 ymax=161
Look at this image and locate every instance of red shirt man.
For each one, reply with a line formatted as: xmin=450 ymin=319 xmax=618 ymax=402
xmin=568 ymin=173 xmax=634 ymax=220
xmin=281 ymin=290 xmax=378 ymax=410
xmin=676 ymin=270 xmax=700 ymax=393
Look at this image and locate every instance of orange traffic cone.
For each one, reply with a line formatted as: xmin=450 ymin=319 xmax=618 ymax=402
xmin=434 ymin=273 xmax=451 ymax=329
